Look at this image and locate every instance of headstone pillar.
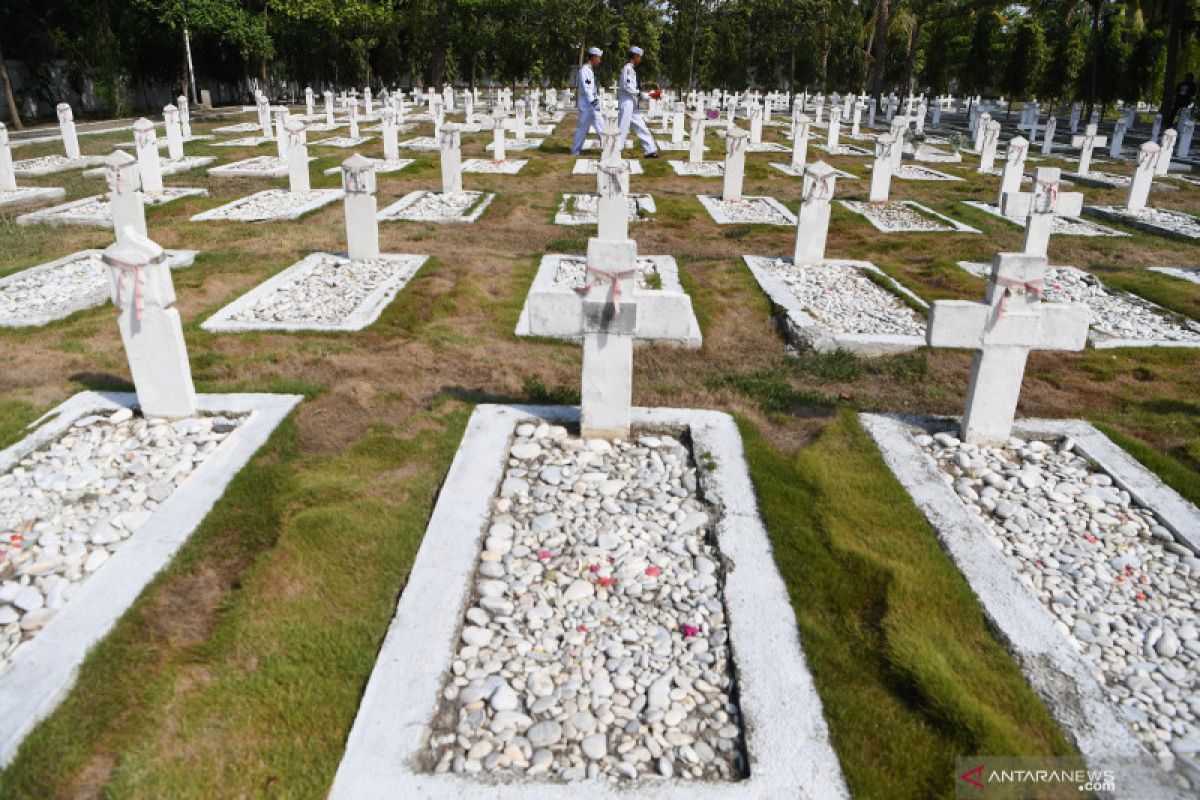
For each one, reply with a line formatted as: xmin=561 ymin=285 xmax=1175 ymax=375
xmin=132 ymin=118 xmax=163 ymax=196
xmin=790 ymin=113 xmax=811 ymax=169
xmin=1041 ymin=117 xmax=1057 ymax=155
xmin=105 ymin=151 xmax=147 ymax=243
xmin=286 ymin=119 xmax=310 ymax=194
xmin=0 ymin=123 xmax=15 ymax=192
xmin=869 ymin=135 xmax=894 ymax=203
xmin=381 ymin=107 xmax=400 ymax=162
xmin=1127 ymin=143 xmax=1158 ymax=212
xmin=997 ymin=136 xmax=1028 ymax=205
xmin=57 ymin=104 xmax=80 ymax=159
xmin=492 ymin=114 xmax=507 ymax=162
xmin=826 ymin=106 xmax=841 ymax=150
xmin=1109 ymin=119 xmax=1127 ymax=158
xmin=1022 ymin=167 xmax=1062 ymax=257
xmin=978 ymin=120 xmax=1001 ymax=171
xmin=348 ymin=102 xmax=360 ymax=139
xmin=440 ymin=123 xmax=463 ymax=195
xmin=1156 ymin=130 xmax=1177 ymax=175
xmin=596 ymin=162 xmax=631 ymax=242
xmin=305 ymin=86 xmax=315 ymax=117
xmin=688 ymin=113 xmax=705 ymax=164
xmin=163 ymin=104 xmax=185 ymax=161
xmin=795 ymin=161 xmax=836 ymax=265
xmin=177 ymin=95 xmax=192 ymax=139
xmin=515 ymin=100 xmax=527 ymax=141
xmin=671 ymin=103 xmax=686 ymax=144
xmin=722 ymin=128 xmax=748 ymax=201
xmin=324 ymin=91 xmax=335 ymax=126
xmin=102 ymin=231 xmax=197 ymax=419
xmin=341 ymin=154 xmax=379 ymax=261
xmin=1179 ymin=120 xmax=1195 ymax=157
xmin=257 ymin=96 xmax=272 ymax=137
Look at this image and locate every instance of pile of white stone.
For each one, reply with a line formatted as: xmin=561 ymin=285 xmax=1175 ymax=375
xmin=552 ymin=257 xmax=654 ymax=291
xmin=754 ymin=259 xmax=925 ymax=336
xmin=191 ymin=189 xmax=337 ymax=222
xmin=1105 ymin=207 xmax=1200 ymax=240
xmin=0 ymin=410 xmax=242 ymax=674
xmin=225 ymin=256 xmax=419 ymax=326
xmin=0 ymin=253 xmax=109 ymax=327
xmin=379 ymin=190 xmax=492 ymax=223
xmin=1041 ymin=267 xmax=1200 ymax=344
xmin=917 ymin=431 xmax=1200 ymax=773
xmin=555 ymin=194 xmax=655 ymax=226
xmin=841 ymin=200 xmax=977 ymax=233
xmin=428 ymin=425 xmax=744 ymax=782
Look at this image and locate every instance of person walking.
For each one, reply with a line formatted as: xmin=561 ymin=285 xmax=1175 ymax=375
xmin=1170 ymin=72 xmax=1197 ymax=128
xmin=571 ymin=47 xmax=606 ymax=155
xmin=618 ymin=46 xmax=661 ymax=158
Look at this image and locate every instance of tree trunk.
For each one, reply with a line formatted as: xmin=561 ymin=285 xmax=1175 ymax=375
xmin=1159 ymin=0 xmax=1183 ymax=121
xmin=430 ymin=0 xmax=449 ymax=89
xmin=687 ymin=4 xmax=701 ymax=90
xmin=903 ymin=14 xmax=924 ymax=96
xmin=867 ymin=0 xmax=889 ymax=98
xmin=1085 ymin=0 xmax=1102 ymax=119
xmin=0 ymin=41 xmax=23 ymax=129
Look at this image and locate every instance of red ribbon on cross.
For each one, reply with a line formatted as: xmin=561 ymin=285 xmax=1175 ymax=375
xmin=575 ymin=265 xmax=637 ymax=313
xmin=990 ymin=275 xmax=1045 ymax=329
xmin=106 ymin=254 xmax=148 ymax=321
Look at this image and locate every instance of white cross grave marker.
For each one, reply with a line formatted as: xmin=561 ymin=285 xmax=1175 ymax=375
xmin=132 ymin=118 xmax=163 ymax=196
xmin=440 ymin=123 xmax=463 ymax=195
xmin=381 ymin=107 xmax=400 ymax=162
xmin=106 ymin=151 xmax=147 ymax=243
xmin=177 ymin=95 xmax=191 ymax=139
xmin=926 ymin=250 xmax=1088 ymax=444
xmin=826 ymin=106 xmax=841 ymax=150
xmin=1178 ymin=120 xmax=1194 ymax=157
xmin=688 ymin=112 xmax=706 ymax=165
xmin=1109 ymin=119 xmax=1127 ymax=158
xmin=341 ymin=154 xmax=379 ymax=261
xmin=1127 ymin=142 xmax=1159 ymax=212
xmin=997 ymin=136 xmax=1029 ymax=205
xmin=869 ymin=134 xmax=894 ymax=202
xmin=57 ymin=104 xmax=81 ymax=159
xmin=1070 ymin=123 xmax=1106 ymax=176
xmin=722 ymin=127 xmax=748 ymax=201
xmin=163 ymin=104 xmax=185 ymax=161
xmin=1155 ymin=129 xmax=1176 ymax=176
xmin=978 ymin=120 xmax=1001 ymax=171
xmin=790 ymin=113 xmax=811 ymax=169
xmin=1041 ymin=116 xmax=1057 ymax=155
xmin=286 ymin=119 xmax=310 ymax=193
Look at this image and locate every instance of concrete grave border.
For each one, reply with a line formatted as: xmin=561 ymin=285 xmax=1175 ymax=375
xmin=377 ymin=189 xmax=496 ymax=224
xmin=208 ymin=156 xmax=313 ymax=178
xmin=330 ymin=404 xmax=849 ymax=800
xmin=201 ymin=252 xmax=428 ymax=332
xmin=743 ymin=256 xmax=927 ymax=356
xmin=10 ymin=155 xmax=107 ymax=176
xmin=889 ymin=164 xmax=965 ymax=181
xmin=82 ymin=156 xmax=216 ymax=179
xmin=312 ymin=136 xmax=375 ymax=148
xmin=0 ymin=390 xmax=302 ymax=768
xmin=697 ymin=195 xmax=797 ymax=226
xmin=667 ymin=161 xmax=723 ymax=177
xmin=461 ymin=158 xmax=528 ymax=174
xmin=812 ymin=144 xmax=873 ymax=157
xmin=485 ymin=139 xmax=543 ymax=152
xmin=513 ymin=254 xmax=703 ymax=348
xmin=840 ymin=199 xmax=981 ymax=234
xmin=554 ymin=193 xmax=656 ymax=226
xmin=768 ymin=163 xmax=858 ymax=179
xmin=0 ymin=187 xmax=66 ymax=213
xmin=190 ymin=188 xmax=342 ymax=223
xmin=961 ymin=201 xmax=1128 ymax=238
xmin=955 ymin=261 xmax=1200 ymax=350
xmin=322 ymin=159 xmax=414 ymax=176
xmin=1149 ymin=267 xmax=1200 ymax=285
xmin=859 ymin=412 xmax=1196 ymax=800
xmin=211 ymin=136 xmax=274 ymax=147
xmin=573 ymin=159 xmax=644 ymax=176
xmin=0 ymin=249 xmax=197 ymax=328
xmin=1083 ymin=205 xmax=1200 ymax=242
xmin=15 ymin=189 xmax=207 ymax=228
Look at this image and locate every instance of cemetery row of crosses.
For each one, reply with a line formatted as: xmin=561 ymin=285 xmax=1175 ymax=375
xmin=0 ymin=68 xmax=1198 ymax=798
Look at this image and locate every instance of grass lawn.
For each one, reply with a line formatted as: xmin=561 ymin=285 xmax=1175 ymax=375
xmin=0 ymin=104 xmax=1196 ymax=797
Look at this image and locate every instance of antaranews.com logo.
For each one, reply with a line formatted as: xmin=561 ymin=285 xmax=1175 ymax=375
xmin=955 ymin=757 xmax=1120 ymax=798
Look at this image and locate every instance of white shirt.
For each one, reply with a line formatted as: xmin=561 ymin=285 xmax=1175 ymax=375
xmin=578 ymin=63 xmax=598 ymax=108
xmin=620 ymin=62 xmax=647 ymax=103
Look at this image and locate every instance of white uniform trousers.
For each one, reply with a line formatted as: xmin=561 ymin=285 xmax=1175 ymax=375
xmin=618 ymin=96 xmax=657 ymax=154
xmin=571 ymin=104 xmax=605 ymax=154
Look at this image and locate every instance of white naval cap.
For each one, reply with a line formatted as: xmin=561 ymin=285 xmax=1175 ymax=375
xmin=630 ymin=46 xmax=644 ymax=56
xmin=587 ymin=47 xmax=602 ymax=57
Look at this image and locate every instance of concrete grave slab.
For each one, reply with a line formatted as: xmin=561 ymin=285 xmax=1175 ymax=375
xmin=668 ymin=160 xmax=723 ymax=177
xmin=190 ymin=188 xmax=341 ymax=222
xmin=860 ymin=413 xmax=1197 ymax=800
xmin=956 ymin=260 xmax=1200 ymax=348
xmin=573 ymin=159 xmax=644 ymax=175
xmin=555 ymin=193 xmax=655 ymax=226
xmin=377 ymin=190 xmax=495 ymax=223
xmin=1084 ymin=205 xmax=1200 ymax=242
xmin=322 ymin=158 xmax=413 ymax=176
xmin=0 ymin=390 xmax=301 ymax=768
xmin=312 ymin=136 xmax=375 ymax=148
xmin=461 ymin=158 xmax=527 ymax=174
xmin=840 ymin=200 xmax=980 ymax=233
xmin=812 ymin=144 xmax=872 ymax=157
xmin=211 ymin=136 xmax=274 ymax=147
xmin=743 ymin=256 xmax=927 ymax=356
xmin=514 ymin=254 xmax=702 ymax=348
xmin=962 ymin=201 xmax=1128 ymax=237
xmin=81 ymin=156 xmax=215 ymax=179
xmin=209 ymin=156 xmax=313 ymax=178
xmin=10 ymin=155 xmax=107 ymax=176
xmin=0 ymin=249 xmax=196 ymax=328
xmin=398 ymin=137 xmax=442 ymax=151
xmin=768 ymin=163 xmax=857 ymax=179
xmin=212 ymin=122 xmax=264 ymax=134
xmin=330 ymin=404 xmax=849 ymax=800
xmin=698 ymin=195 xmax=797 ymax=226
xmin=0 ymin=187 xmax=66 ymax=213
xmin=202 ymin=253 xmax=428 ymax=332
xmin=15 ymin=188 xmax=206 ymax=228
xmin=485 ymin=138 xmax=543 ymax=152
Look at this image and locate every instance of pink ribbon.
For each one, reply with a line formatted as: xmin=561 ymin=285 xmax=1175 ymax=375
xmin=575 ymin=266 xmax=637 ymax=313
xmin=106 ymin=165 xmax=125 ymax=194
xmin=106 ymin=255 xmax=147 ymax=321
xmin=135 ymin=128 xmax=154 ymax=150
xmin=991 ymin=276 xmax=1044 ymax=328
xmin=1034 ymin=179 xmax=1058 ymax=213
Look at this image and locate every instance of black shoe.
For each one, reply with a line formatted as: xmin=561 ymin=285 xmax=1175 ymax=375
xmin=645 ymin=151 xmax=661 ymax=159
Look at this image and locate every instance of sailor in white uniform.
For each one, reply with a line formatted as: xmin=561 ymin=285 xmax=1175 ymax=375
xmin=571 ymin=47 xmax=606 ymax=155
xmin=618 ymin=46 xmax=660 ymax=158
